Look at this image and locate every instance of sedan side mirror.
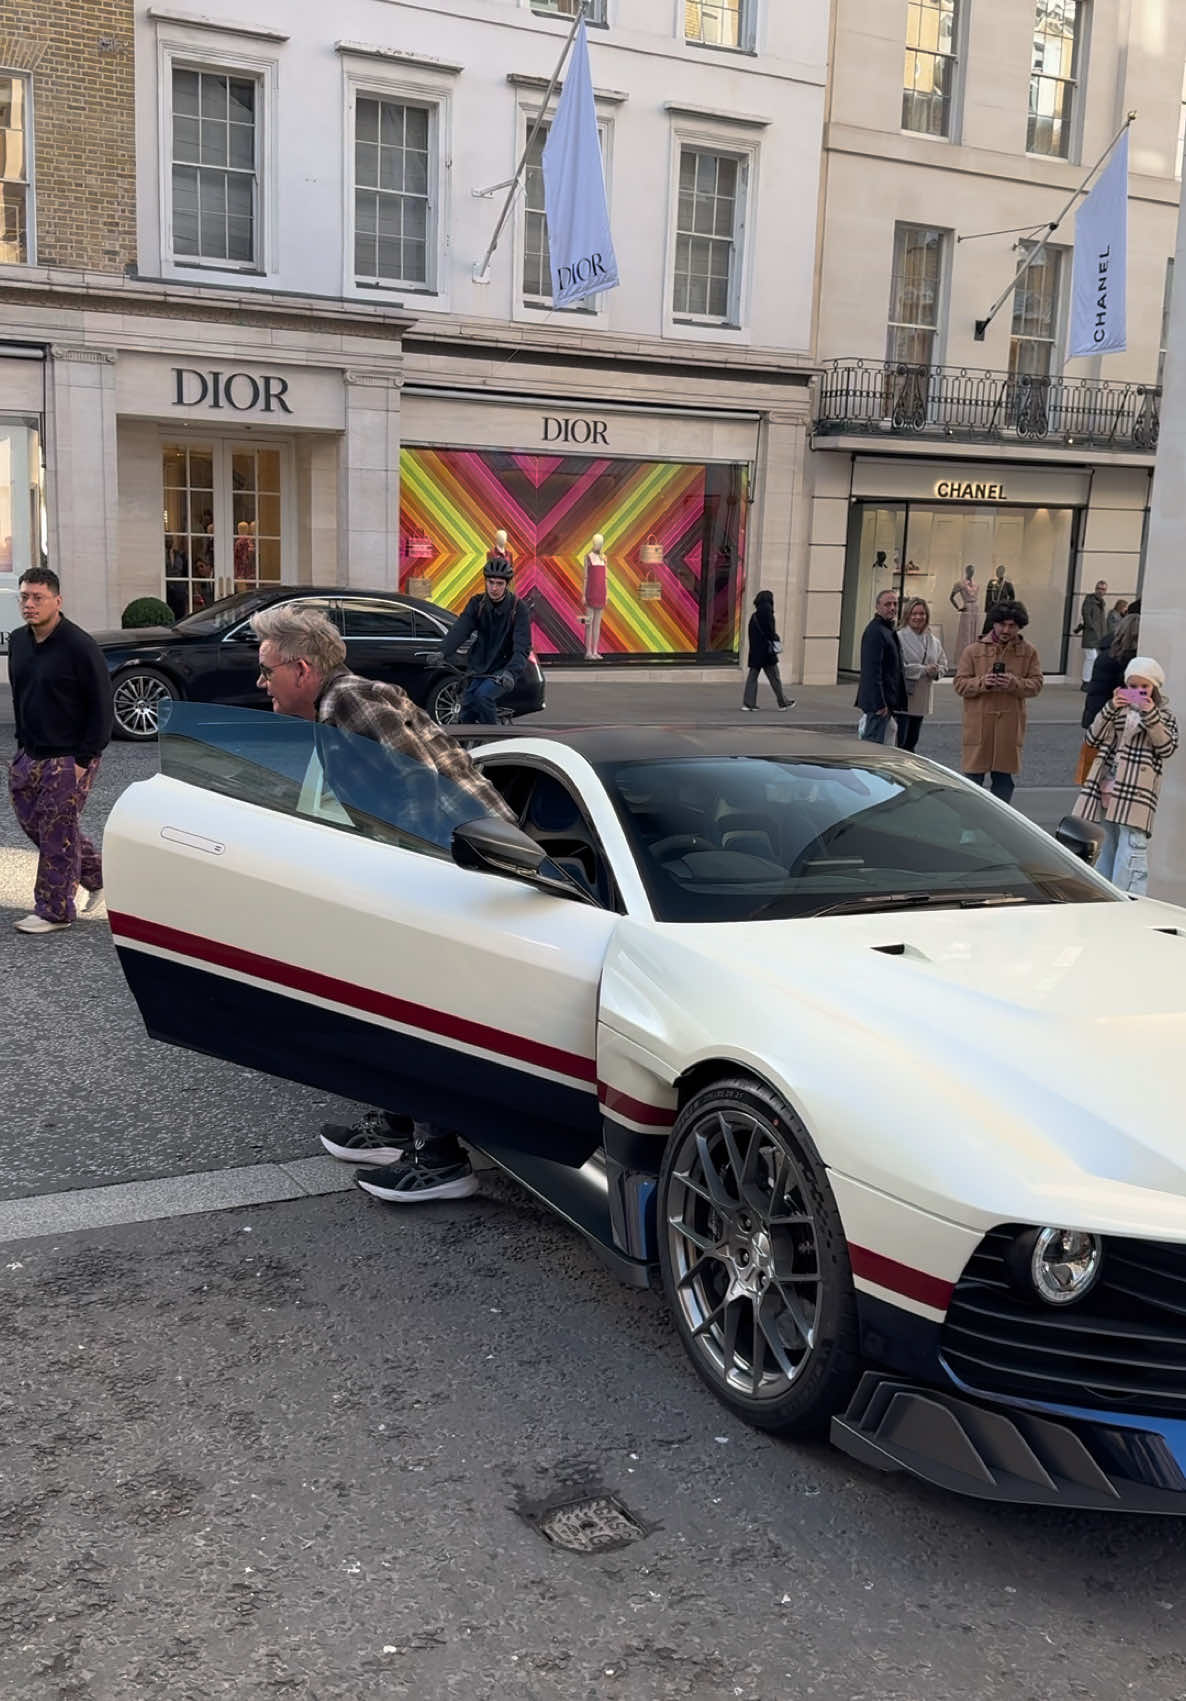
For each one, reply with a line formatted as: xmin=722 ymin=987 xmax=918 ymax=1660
xmin=1055 ymin=815 xmax=1108 ymax=867
xmin=452 ymin=815 xmax=597 ymax=904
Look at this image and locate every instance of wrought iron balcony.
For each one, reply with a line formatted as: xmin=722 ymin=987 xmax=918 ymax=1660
xmin=815 ymin=360 xmax=1161 ymax=454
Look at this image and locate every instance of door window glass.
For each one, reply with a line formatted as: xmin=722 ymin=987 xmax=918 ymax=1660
xmin=232 ymin=446 xmax=283 ymax=590
xmin=839 ymin=505 xmax=907 ymax=672
xmin=341 ymin=599 xmax=417 ymax=638
xmin=162 ymin=443 xmax=216 ymax=619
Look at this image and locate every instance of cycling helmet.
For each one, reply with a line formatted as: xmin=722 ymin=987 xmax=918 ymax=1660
xmin=484 ymin=554 xmax=513 ymax=582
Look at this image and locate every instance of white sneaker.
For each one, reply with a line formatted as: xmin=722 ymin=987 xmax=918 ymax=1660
xmin=79 ymin=886 xmax=104 ymax=914
xmin=14 ymin=913 xmax=70 ymax=934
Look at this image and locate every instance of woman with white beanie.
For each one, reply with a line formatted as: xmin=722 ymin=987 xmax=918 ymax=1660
xmin=1073 ymin=655 xmax=1179 ymax=893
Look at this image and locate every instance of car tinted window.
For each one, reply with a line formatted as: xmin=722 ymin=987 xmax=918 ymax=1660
xmin=174 ymin=591 xmax=269 ymax=636
xmin=603 ymin=755 xmax=1115 ymax=923
xmin=159 ymin=701 xmax=487 ymax=855
xmin=341 ymin=600 xmax=416 ymax=639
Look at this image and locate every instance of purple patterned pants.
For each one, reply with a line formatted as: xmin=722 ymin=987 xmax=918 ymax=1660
xmin=8 ymin=753 xmax=102 ymax=923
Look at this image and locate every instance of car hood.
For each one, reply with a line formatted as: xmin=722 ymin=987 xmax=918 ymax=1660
xmin=654 ymin=897 xmax=1186 ymax=1220
xmin=92 ymin=626 xmax=179 ymax=647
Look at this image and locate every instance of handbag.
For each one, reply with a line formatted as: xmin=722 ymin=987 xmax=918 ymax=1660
xmin=1074 ymin=740 xmax=1096 ymax=787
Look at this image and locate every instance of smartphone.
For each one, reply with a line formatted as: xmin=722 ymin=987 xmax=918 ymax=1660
xmin=991 ymin=661 xmax=1006 ymax=676
xmin=1118 ymin=686 xmax=1148 ymax=708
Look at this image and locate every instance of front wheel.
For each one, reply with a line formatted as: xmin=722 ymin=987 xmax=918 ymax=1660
xmin=426 ymin=674 xmax=465 ymax=728
xmin=657 ymin=1078 xmax=860 ymax=1436
xmin=111 ymin=667 xmax=178 ymax=741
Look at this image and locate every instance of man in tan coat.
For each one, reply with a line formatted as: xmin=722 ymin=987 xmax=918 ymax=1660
xmin=953 ymin=600 xmax=1043 ymax=804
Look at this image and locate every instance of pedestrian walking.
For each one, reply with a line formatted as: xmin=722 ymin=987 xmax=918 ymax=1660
xmin=953 ymin=599 xmax=1042 ymax=804
xmin=7 ymin=569 xmax=113 ymax=934
xmin=895 ymin=598 xmax=947 ymax=752
xmin=741 ymin=590 xmax=794 ymax=712
xmin=855 ymin=589 xmax=907 ymax=744
xmin=1074 ymin=580 xmax=1109 ymax=689
xmin=249 ymin=602 xmax=515 ymax=1203
xmin=1073 ymin=656 xmax=1178 ymax=894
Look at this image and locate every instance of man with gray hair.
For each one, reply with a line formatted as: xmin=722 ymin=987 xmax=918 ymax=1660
xmin=250 ymin=602 xmax=514 ymax=1204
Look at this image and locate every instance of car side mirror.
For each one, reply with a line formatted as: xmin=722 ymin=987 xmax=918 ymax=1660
xmin=1055 ymin=815 xmax=1108 ymax=867
xmin=451 ymin=816 xmax=596 ymax=904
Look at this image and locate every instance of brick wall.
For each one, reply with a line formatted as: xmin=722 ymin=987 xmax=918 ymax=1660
xmin=0 ymin=0 xmax=135 ymax=273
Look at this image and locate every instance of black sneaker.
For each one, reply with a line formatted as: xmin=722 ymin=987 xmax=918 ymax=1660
xmin=320 ymin=1109 xmax=413 ymax=1167
xmin=778 ymin=699 xmax=796 ymax=711
xmin=355 ymin=1138 xmax=479 ymax=1204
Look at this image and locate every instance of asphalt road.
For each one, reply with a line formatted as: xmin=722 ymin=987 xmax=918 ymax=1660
xmin=5 ymin=687 xmax=1179 ymax=1701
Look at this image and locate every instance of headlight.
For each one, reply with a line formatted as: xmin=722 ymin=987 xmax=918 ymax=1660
xmin=1007 ymin=1227 xmax=1104 ymax=1307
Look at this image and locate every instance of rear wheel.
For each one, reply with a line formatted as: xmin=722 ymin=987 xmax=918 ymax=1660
xmin=657 ymin=1078 xmax=859 ymax=1436
xmin=112 ymin=667 xmax=178 ymax=741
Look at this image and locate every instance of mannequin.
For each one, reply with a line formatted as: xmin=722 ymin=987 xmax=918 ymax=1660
xmin=486 ymin=527 xmax=514 ymax=572
xmin=583 ymin=532 xmax=608 ymax=659
xmin=949 ymin=563 xmax=980 ymax=659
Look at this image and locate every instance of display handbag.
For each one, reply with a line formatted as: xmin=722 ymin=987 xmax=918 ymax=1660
xmin=639 ymin=534 xmax=664 ymax=566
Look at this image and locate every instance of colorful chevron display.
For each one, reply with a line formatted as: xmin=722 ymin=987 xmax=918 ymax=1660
xmin=398 ymin=447 xmax=747 ymax=658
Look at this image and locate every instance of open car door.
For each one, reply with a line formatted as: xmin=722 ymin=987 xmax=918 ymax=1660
xmin=104 ymin=704 xmax=619 ymax=1165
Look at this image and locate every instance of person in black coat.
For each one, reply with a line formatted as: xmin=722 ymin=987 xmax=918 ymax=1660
xmin=741 ymin=590 xmax=793 ymax=711
xmin=1082 ymin=598 xmax=1140 ymax=730
xmin=855 ymin=589 xmax=907 ymax=743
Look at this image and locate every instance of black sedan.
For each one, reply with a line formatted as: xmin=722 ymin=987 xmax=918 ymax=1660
xmin=93 ymin=587 xmax=547 ymax=741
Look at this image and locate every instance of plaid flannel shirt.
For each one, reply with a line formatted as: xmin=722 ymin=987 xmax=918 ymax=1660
xmin=1074 ymin=695 xmax=1179 ymax=837
xmin=315 ymin=669 xmax=515 ymax=826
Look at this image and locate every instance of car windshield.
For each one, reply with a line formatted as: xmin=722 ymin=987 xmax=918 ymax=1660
xmin=603 ymin=754 xmax=1116 ymax=923
xmin=174 ymin=591 xmax=271 ymax=637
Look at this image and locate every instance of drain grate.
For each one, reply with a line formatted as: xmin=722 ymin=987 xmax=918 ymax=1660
xmin=530 ymin=1495 xmax=646 ymax=1554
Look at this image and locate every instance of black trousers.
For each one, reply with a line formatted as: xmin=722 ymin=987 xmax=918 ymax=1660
xmin=743 ymin=663 xmax=788 ymax=709
xmin=895 ymin=714 xmax=923 ymax=751
xmin=965 ymin=770 xmax=1016 ymax=804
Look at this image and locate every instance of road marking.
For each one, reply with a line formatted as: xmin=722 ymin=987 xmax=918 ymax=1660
xmin=0 ymin=1156 xmax=356 ymax=1246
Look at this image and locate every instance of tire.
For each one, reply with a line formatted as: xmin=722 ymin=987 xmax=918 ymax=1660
xmin=657 ymin=1077 xmax=860 ymax=1437
xmin=111 ymin=667 xmax=178 ymax=741
xmin=426 ymin=674 xmax=465 ymax=728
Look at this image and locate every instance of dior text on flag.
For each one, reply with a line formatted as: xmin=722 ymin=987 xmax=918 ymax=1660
xmin=1069 ymin=128 xmax=1129 ymax=358
xmin=542 ymin=18 xmax=620 ymax=310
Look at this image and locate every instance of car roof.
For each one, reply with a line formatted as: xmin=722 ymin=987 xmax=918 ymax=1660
xmin=270 ymin=585 xmax=448 ymax=617
xmin=470 ymin=724 xmax=888 ymax=766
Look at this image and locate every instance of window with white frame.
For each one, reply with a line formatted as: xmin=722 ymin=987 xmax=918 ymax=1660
xmin=532 ymin=0 xmax=607 ymax=22
xmin=170 ymin=65 xmax=259 ymax=266
xmin=885 ymin=224 xmax=945 ymax=367
xmin=685 ymin=1 xmax=752 ymax=51
xmin=1009 ymin=243 xmax=1064 ymax=377
xmin=354 ymin=96 xmax=433 ymax=289
xmin=1027 ymin=0 xmax=1085 ymax=159
xmin=0 ymin=72 xmax=32 ymax=263
xmin=522 ymin=119 xmax=606 ymax=310
xmin=673 ymin=147 xmax=746 ymax=323
xmin=902 ymin=0 xmax=962 ymax=138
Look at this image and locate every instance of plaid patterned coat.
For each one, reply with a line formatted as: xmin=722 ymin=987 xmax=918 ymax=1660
xmin=315 ymin=669 xmax=515 ymax=824
xmin=1073 ymin=695 xmax=1179 ymax=837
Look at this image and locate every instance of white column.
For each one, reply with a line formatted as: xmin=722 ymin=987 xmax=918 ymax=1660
xmin=1140 ymin=192 xmax=1186 ymax=906
xmin=753 ymin=408 xmax=812 ymax=683
xmin=45 ymin=345 xmax=120 ymax=631
xmin=341 ymin=370 xmax=403 ymax=590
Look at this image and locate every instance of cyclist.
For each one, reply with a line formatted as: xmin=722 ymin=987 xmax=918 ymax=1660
xmin=435 ymin=553 xmax=532 ymax=724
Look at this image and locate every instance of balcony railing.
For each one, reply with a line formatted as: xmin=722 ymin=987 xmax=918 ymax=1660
xmin=815 ymin=360 xmax=1161 ymax=454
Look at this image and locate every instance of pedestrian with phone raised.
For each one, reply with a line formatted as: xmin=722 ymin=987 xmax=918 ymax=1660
xmin=953 ymin=600 xmax=1043 ymax=804
xmin=1073 ymin=656 xmax=1178 ymax=894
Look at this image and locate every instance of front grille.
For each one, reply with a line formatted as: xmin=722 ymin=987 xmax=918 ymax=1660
xmin=940 ymin=1226 xmax=1186 ymax=1416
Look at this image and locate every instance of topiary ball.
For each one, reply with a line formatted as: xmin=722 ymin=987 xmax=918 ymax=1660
xmin=121 ymin=597 xmax=176 ymax=629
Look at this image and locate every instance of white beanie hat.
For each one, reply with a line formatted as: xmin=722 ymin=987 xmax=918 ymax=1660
xmin=1125 ymin=656 xmax=1165 ymax=689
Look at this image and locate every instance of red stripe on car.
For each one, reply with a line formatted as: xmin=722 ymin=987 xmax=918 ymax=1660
xmin=598 ymin=1083 xmax=674 ymax=1127
xmin=109 ymin=911 xmax=597 ymax=1086
xmin=847 ymin=1243 xmax=954 ymax=1313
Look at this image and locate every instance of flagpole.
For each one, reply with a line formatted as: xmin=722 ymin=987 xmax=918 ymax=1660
xmin=472 ymin=0 xmax=586 ymax=284
xmin=973 ymin=111 xmax=1136 ymax=341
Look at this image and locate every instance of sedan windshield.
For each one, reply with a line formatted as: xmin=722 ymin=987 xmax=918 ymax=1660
xmin=174 ymin=591 xmax=271 ymax=637
xmin=603 ymin=754 xmax=1115 ymax=923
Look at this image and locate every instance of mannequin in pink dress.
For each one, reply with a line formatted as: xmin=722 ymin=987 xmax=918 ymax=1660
xmin=583 ymin=533 xmax=608 ymax=659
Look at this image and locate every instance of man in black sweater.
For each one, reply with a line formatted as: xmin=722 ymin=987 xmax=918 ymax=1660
xmin=855 ymin=588 xmax=907 ymax=743
xmin=8 ymin=567 xmax=113 ymax=933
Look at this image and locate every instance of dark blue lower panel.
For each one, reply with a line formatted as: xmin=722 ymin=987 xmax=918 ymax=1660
xmin=118 ymin=948 xmax=603 ymax=1167
xmin=856 ymin=1289 xmax=944 ymax=1383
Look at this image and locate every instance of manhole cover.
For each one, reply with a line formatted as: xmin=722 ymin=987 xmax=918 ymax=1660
xmin=531 ymin=1495 xmax=645 ymax=1554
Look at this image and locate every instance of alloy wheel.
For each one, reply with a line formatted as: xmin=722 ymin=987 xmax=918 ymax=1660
xmin=113 ymin=672 xmax=173 ymax=739
xmin=664 ymin=1108 xmax=823 ymax=1403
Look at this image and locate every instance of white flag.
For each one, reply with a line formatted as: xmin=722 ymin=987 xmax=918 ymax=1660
xmin=542 ymin=19 xmax=619 ymax=309
xmin=1068 ymin=129 xmax=1128 ymax=358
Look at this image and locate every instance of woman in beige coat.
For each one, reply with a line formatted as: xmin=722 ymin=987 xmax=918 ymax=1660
xmin=895 ymin=597 xmax=948 ymax=752
xmin=953 ymin=599 xmax=1043 ymax=804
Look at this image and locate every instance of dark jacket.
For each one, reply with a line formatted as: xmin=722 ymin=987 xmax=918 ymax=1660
xmin=746 ymin=595 xmax=780 ymax=669
xmin=441 ymin=591 xmax=532 ymax=680
xmin=1083 ymin=648 xmax=1125 ymax=730
xmin=10 ymin=615 xmax=114 ymax=767
xmin=985 ymin=576 xmax=1016 ymax=613
xmin=1077 ymin=593 xmax=1107 ymax=651
xmin=855 ymin=615 xmax=907 ymax=716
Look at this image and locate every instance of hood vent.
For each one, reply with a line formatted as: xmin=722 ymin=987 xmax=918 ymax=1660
xmin=871 ymin=942 xmax=931 ymax=960
xmin=1154 ymin=928 xmax=1184 ymax=938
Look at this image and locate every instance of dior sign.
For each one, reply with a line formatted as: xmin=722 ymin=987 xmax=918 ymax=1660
xmin=542 ymin=415 xmax=609 ymax=446
xmin=172 ymin=368 xmax=293 ymax=415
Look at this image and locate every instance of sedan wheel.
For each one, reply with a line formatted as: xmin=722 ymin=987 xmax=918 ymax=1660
xmin=658 ymin=1079 xmax=859 ymax=1435
xmin=112 ymin=668 xmax=176 ymax=741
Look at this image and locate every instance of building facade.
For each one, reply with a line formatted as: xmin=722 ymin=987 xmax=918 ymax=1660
xmin=0 ymin=0 xmax=829 ymax=667
xmin=803 ymin=0 xmax=1185 ymax=682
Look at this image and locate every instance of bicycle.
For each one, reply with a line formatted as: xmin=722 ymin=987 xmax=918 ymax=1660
xmin=422 ymin=658 xmax=518 ymax=728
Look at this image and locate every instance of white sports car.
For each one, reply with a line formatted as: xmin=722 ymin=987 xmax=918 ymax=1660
xmin=105 ymin=703 xmax=1186 ymax=1511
